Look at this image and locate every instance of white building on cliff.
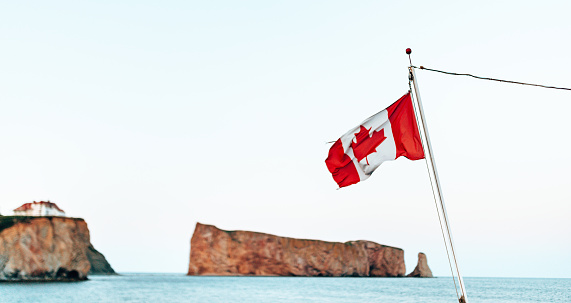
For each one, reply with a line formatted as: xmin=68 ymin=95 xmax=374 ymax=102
xmin=13 ymin=201 xmax=66 ymax=217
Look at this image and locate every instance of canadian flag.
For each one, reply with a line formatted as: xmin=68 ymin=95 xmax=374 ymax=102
xmin=325 ymin=92 xmax=425 ymax=188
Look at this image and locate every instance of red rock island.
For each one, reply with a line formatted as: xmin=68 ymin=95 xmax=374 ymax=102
xmin=407 ymin=252 xmax=434 ymax=278
xmin=188 ymin=223 xmax=407 ymax=277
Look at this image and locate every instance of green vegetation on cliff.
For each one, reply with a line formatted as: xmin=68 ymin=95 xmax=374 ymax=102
xmin=0 ymin=216 xmax=84 ymax=233
xmin=0 ymin=216 xmax=34 ymax=233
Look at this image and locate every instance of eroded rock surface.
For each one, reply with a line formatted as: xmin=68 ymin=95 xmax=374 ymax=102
xmin=188 ymin=223 xmax=405 ymax=277
xmin=0 ymin=216 xmax=114 ymax=281
xmin=407 ymin=252 xmax=433 ymax=278
xmin=86 ymin=244 xmax=116 ymax=275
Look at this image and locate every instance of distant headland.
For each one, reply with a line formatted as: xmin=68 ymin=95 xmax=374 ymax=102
xmin=0 ymin=201 xmax=115 ymax=282
xmin=188 ymin=223 xmax=433 ymax=277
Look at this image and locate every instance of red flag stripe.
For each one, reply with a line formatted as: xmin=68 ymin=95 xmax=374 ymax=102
xmin=387 ymin=93 xmax=424 ymax=161
xmin=325 ymin=139 xmax=360 ymax=188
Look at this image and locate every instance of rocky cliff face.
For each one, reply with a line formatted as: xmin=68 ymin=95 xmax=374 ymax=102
xmin=407 ymin=252 xmax=433 ymax=278
xmin=188 ymin=223 xmax=406 ymax=277
xmin=86 ymin=244 xmax=116 ymax=275
xmin=0 ymin=216 xmax=115 ymax=281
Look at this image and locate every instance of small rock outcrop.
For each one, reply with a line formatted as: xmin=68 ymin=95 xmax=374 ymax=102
xmin=407 ymin=252 xmax=433 ymax=278
xmin=188 ymin=223 xmax=406 ymax=277
xmin=86 ymin=244 xmax=116 ymax=275
xmin=0 ymin=216 xmax=115 ymax=281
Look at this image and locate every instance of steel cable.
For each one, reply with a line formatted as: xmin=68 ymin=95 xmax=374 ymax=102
xmin=413 ymin=66 xmax=571 ymax=91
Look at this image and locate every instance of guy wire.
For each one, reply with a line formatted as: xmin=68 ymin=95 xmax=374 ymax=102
xmin=412 ymin=66 xmax=571 ymax=91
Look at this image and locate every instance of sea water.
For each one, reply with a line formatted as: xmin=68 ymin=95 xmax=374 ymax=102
xmin=0 ymin=274 xmax=569 ymax=302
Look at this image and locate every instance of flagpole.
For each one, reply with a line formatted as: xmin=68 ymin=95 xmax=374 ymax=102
xmin=407 ymin=50 xmax=468 ymax=303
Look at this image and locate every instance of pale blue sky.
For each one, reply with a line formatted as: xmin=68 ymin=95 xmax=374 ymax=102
xmin=1 ymin=1 xmax=570 ymax=278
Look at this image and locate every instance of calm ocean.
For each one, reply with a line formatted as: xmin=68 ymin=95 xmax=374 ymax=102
xmin=0 ymin=274 xmax=569 ymax=302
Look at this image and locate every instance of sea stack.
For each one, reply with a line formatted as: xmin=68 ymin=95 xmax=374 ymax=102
xmin=0 ymin=216 xmax=115 ymax=281
xmin=188 ymin=222 xmax=406 ymax=277
xmin=407 ymin=252 xmax=434 ymax=278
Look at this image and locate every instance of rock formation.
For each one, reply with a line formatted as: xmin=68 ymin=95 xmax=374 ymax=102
xmin=86 ymin=244 xmax=116 ymax=275
xmin=188 ymin=223 xmax=406 ymax=277
xmin=406 ymin=252 xmax=433 ymax=278
xmin=0 ymin=216 xmax=115 ymax=281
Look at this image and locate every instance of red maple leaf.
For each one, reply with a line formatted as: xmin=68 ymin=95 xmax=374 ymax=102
xmin=350 ymin=125 xmax=387 ymax=165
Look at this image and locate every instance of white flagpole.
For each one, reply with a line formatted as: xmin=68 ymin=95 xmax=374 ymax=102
xmin=407 ymin=51 xmax=468 ymax=303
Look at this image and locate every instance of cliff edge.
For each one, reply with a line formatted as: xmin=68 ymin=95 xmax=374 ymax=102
xmin=0 ymin=216 xmax=115 ymax=281
xmin=188 ymin=223 xmax=406 ymax=277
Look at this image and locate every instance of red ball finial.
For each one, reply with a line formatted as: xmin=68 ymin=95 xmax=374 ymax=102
xmin=406 ymin=48 xmax=412 ymax=55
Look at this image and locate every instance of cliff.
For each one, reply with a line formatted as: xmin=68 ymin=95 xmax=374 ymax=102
xmin=188 ymin=223 xmax=406 ymax=277
xmin=0 ymin=216 xmax=115 ymax=281
xmin=407 ymin=252 xmax=433 ymax=278
xmin=86 ymin=244 xmax=116 ymax=275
